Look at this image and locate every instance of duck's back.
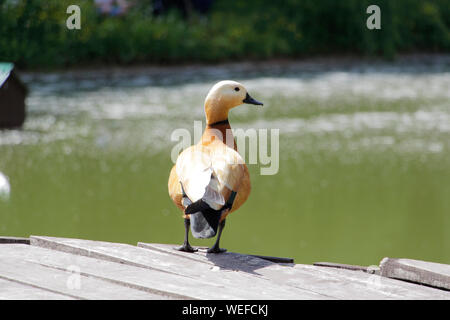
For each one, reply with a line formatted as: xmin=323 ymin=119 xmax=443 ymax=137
xmin=175 ymin=141 xmax=245 ymax=211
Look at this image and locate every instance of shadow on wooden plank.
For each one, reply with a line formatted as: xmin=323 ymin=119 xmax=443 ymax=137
xmin=0 ymin=236 xmax=30 ymax=245
xmin=140 ymin=243 xmax=288 ymax=275
xmin=248 ymin=254 xmax=294 ymax=264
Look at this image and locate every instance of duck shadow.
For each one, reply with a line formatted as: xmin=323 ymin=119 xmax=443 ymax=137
xmin=204 ymin=250 xmax=292 ymax=276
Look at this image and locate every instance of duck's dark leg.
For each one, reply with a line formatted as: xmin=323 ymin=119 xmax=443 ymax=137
xmin=175 ymin=218 xmax=198 ymax=253
xmin=207 ymin=219 xmax=227 ymax=253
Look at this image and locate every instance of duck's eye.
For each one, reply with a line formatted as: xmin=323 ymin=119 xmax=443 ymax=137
xmin=234 ymin=87 xmax=240 ymax=92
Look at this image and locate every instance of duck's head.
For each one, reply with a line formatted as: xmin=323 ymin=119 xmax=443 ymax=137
xmin=204 ymin=80 xmax=263 ymax=125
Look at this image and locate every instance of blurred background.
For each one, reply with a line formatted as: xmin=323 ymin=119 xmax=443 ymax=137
xmin=0 ymin=0 xmax=449 ymax=265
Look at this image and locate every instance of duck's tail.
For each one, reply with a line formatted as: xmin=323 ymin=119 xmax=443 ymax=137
xmin=181 ymin=181 xmax=237 ymax=239
xmin=185 ymin=199 xmax=222 ymax=239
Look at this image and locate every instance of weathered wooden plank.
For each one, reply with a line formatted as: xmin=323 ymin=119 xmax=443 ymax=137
xmin=380 ymin=257 xmax=450 ymax=291
xmin=31 ymin=236 xmax=331 ymax=299
xmin=0 ymin=236 xmax=30 ymax=245
xmin=0 ymin=278 xmax=74 ymax=300
xmin=32 ymin=236 xmax=265 ymax=279
xmin=0 ymin=244 xmax=196 ymax=299
xmin=28 ymin=236 xmax=450 ymax=299
xmin=295 ymin=264 xmax=450 ymax=299
xmin=139 ymin=242 xmax=450 ymax=300
xmin=0 ymin=257 xmax=161 ymax=300
xmin=314 ymin=262 xmax=379 ymax=274
xmin=30 ymin=236 xmax=182 ymax=275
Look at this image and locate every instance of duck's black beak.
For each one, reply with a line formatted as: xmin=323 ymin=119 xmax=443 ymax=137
xmin=243 ymin=92 xmax=263 ymax=106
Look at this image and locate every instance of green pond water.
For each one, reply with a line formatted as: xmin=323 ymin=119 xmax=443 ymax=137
xmin=0 ymin=60 xmax=449 ymax=266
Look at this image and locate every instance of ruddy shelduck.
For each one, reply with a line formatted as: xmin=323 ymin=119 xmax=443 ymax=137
xmin=168 ymin=80 xmax=263 ymax=253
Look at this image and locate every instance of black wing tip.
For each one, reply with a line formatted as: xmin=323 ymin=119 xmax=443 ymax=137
xmin=185 ymin=199 xmax=211 ymax=215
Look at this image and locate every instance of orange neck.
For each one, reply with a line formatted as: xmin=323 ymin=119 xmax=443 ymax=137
xmin=204 ymin=97 xmax=231 ymax=125
xmin=201 ymin=121 xmax=236 ymax=150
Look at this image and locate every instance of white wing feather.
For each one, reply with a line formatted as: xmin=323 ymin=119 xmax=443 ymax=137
xmin=176 ymin=142 xmax=244 ymax=211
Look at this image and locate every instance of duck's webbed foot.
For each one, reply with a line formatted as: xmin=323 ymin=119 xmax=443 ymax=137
xmin=175 ymin=242 xmax=198 ymax=253
xmin=207 ymin=245 xmax=227 ymax=254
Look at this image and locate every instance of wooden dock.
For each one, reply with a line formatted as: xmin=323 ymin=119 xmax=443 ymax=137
xmin=0 ymin=235 xmax=449 ymax=300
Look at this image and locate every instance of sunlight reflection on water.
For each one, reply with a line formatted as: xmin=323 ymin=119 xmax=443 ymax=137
xmin=1 ymin=60 xmax=449 ymax=156
xmin=0 ymin=172 xmax=10 ymax=201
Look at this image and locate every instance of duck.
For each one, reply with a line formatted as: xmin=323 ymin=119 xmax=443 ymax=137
xmin=168 ymin=80 xmax=263 ymax=253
